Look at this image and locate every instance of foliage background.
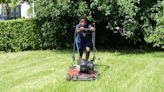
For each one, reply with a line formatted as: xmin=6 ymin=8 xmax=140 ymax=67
xmin=35 ymin=0 xmax=164 ymax=48
xmin=0 ymin=0 xmax=163 ymax=51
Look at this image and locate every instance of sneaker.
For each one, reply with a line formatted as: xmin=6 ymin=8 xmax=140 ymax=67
xmin=76 ymin=65 xmax=80 ymax=71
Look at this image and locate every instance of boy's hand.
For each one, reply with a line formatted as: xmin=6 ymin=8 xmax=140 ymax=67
xmin=79 ymin=27 xmax=85 ymax=31
xmin=90 ymin=27 xmax=95 ymax=31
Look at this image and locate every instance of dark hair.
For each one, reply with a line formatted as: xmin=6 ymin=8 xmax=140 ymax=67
xmin=79 ymin=16 xmax=87 ymax=21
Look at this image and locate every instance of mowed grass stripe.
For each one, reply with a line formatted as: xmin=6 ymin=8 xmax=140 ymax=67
xmin=2 ymin=69 xmax=65 ymax=91
xmin=131 ymin=60 xmax=164 ymax=92
xmin=2 ymin=62 xmax=53 ymax=81
xmin=0 ymin=50 xmax=71 ymax=74
xmin=9 ymin=66 xmax=67 ymax=92
xmin=0 ymin=59 xmax=50 ymax=75
xmin=0 ymin=62 xmax=53 ymax=91
xmin=0 ymin=51 xmax=70 ymax=92
xmin=122 ymin=61 xmax=157 ymax=92
xmin=111 ymin=56 xmax=164 ymax=92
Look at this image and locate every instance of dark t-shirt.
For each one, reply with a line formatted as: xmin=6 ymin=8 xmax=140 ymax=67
xmin=75 ymin=23 xmax=92 ymax=41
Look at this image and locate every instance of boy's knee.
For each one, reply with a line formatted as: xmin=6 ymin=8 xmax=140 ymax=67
xmin=86 ymin=47 xmax=90 ymax=52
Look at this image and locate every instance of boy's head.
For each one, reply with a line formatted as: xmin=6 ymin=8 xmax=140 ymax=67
xmin=79 ymin=16 xmax=87 ymax=27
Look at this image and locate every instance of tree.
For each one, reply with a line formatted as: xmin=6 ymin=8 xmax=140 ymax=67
xmin=33 ymin=0 xmax=164 ymax=49
xmin=144 ymin=0 xmax=164 ymax=48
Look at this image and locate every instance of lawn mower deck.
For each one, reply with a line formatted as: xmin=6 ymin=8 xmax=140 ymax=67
xmin=66 ymin=63 xmax=98 ymax=81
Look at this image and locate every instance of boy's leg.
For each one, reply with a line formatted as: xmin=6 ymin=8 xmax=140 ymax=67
xmin=86 ymin=47 xmax=90 ymax=62
xmin=85 ymin=40 xmax=91 ymax=62
xmin=78 ymin=41 xmax=85 ymax=64
xmin=76 ymin=38 xmax=83 ymax=62
xmin=77 ymin=51 xmax=83 ymax=65
xmin=79 ymin=51 xmax=83 ymax=59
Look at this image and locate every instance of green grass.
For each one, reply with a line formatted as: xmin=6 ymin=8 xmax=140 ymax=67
xmin=0 ymin=50 xmax=164 ymax=92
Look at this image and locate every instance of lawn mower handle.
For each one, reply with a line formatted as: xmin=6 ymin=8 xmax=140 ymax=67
xmin=76 ymin=28 xmax=91 ymax=32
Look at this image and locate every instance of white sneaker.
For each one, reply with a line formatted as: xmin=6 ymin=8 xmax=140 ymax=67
xmin=76 ymin=65 xmax=80 ymax=71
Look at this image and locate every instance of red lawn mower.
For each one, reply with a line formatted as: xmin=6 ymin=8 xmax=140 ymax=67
xmin=66 ymin=28 xmax=98 ymax=81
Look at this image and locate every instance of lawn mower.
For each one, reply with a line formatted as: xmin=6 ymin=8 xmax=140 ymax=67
xmin=66 ymin=28 xmax=98 ymax=81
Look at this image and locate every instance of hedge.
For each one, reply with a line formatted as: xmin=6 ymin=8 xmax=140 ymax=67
xmin=0 ymin=19 xmax=73 ymax=52
xmin=0 ymin=19 xmax=36 ymax=51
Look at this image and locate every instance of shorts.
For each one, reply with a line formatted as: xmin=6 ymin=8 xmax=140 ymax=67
xmin=75 ymin=37 xmax=90 ymax=52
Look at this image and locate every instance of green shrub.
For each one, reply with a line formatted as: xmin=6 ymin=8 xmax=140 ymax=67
xmin=0 ymin=19 xmax=73 ymax=52
xmin=0 ymin=19 xmax=36 ymax=52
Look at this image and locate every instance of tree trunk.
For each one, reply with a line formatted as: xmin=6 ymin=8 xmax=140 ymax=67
xmin=6 ymin=2 xmax=10 ymax=19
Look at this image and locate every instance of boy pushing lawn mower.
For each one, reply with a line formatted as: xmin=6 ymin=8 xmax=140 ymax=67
xmin=66 ymin=16 xmax=98 ymax=81
xmin=75 ymin=16 xmax=95 ymax=64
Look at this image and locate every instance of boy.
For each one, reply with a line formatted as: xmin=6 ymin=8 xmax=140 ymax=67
xmin=75 ymin=16 xmax=95 ymax=63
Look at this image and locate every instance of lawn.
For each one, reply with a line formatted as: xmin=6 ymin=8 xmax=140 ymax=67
xmin=0 ymin=50 xmax=164 ymax=92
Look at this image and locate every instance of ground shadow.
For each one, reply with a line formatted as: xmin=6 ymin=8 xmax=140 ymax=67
xmin=95 ymin=64 xmax=110 ymax=77
xmin=97 ymin=47 xmax=164 ymax=55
